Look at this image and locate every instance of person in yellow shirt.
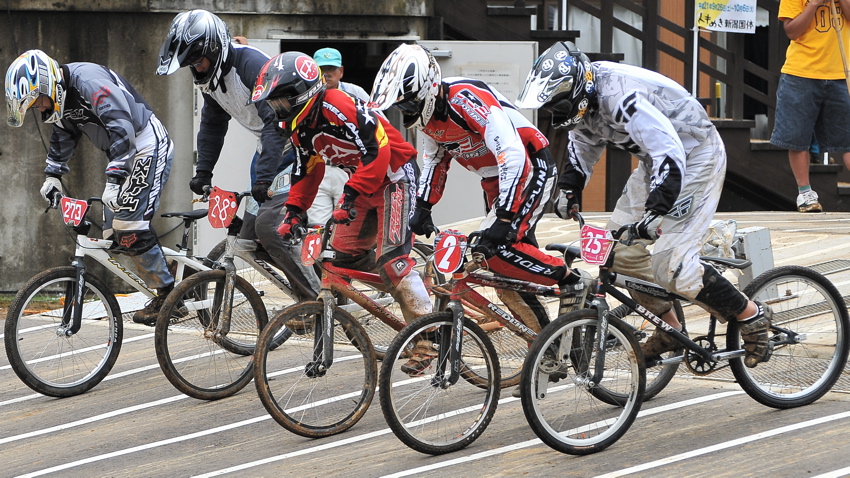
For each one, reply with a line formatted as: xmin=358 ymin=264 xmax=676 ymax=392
xmin=771 ymin=0 xmax=850 ymax=212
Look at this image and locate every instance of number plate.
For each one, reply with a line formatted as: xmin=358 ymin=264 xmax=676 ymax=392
xmin=207 ymin=187 xmax=238 ymax=229
xmin=433 ymin=229 xmax=468 ymax=274
xmin=580 ymin=224 xmax=614 ymax=265
xmin=60 ymin=197 xmax=88 ymax=226
xmin=301 ymin=229 xmax=323 ymax=266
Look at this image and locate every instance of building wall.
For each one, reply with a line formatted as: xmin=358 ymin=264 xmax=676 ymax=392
xmin=0 ymin=2 xmax=430 ymax=291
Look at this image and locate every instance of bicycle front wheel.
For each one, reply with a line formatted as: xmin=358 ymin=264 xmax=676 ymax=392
xmin=4 ymin=267 xmax=123 ymax=397
xmin=379 ymin=311 xmax=500 ymax=455
xmin=730 ymin=265 xmax=850 ymax=409
xmin=254 ymin=301 xmax=377 ymax=438
xmin=154 ymin=270 xmax=267 ymax=400
xmin=520 ymin=309 xmax=644 ymax=455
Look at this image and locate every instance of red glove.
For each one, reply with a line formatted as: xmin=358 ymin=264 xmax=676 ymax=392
xmin=278 ymin=207 xmax=306 ymax=239
xmin=332 ymin=186 xmax=359 ymax=225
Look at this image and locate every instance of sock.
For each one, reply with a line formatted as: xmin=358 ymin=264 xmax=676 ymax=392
xmin=798 ymin=185 xmax=812 ymax=194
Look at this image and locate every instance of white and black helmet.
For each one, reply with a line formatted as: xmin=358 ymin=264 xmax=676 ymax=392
xmin=516 ymin=41 xmax=596 ymax=130
xmin=5 ymin=49 xmax=65 ymax=127
xmin=156 ymin=9 xmax=231 ymax=91
xmin=368 ymin=43 xmax=441 ymax=130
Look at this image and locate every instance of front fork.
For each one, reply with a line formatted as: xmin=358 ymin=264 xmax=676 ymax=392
xmin=307 ymin=289 xmax=337 ymax=377
xmin=66 ymin=257 xmax=88 ymax=335
xmin=431 ymin=300 xmax=464 ymax=388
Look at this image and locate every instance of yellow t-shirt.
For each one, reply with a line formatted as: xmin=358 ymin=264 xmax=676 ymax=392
xmin=779 ymin=0 xmax=850 ymax=79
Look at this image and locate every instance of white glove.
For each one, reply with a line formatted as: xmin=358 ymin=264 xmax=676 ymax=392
xmin=102 ymin=183 xmax=122 ymax=212
xmin=40 ymin=176 xmax=62 ymax=202
xmin=630 ymin=210 xmax=663 ymax=241
xmin=553 ymin=189 xmax=579 ymax=220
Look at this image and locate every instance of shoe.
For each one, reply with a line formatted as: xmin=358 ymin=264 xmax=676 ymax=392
xmin=640 ymin=328 xmax=683 ymax=363
xmin=400 ymin=340 xmax=437 ymax=376
xmin=558 ymin=270 xmax=594 ymax=313
xmin=739 ymin=301 xmax=773 ymax=368
xmin=133 ymin=284 xmax=174 ymax=327
xmin=796 ymin=190 xmax=822 ymax=213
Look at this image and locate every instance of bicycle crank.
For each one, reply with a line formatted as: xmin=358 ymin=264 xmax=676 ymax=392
xmin=685 ymin=335 xmax=721 ymax=375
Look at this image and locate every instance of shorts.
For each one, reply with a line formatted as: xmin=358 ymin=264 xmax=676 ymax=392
xmin=770 ymin=74 xmax=850 ymax=153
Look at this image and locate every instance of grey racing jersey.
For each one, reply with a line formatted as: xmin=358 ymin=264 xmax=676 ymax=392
xmin=45 ymin=62 xmax=154 ymax=179
xmin=196 ymin=44 xmax=287 ymax=183
xmin=564 ymin=62 xmax=715 ymax=214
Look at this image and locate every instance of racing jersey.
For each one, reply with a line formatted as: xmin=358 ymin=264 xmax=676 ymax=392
xmin=196 ymin=44 xmax=288 ymax=182
xmin=45 ymin=63 xmax=155 ymax=179
xmin=564 ymin=62 xmax=712 ymax=215
xmin=418 ymin=77 xmax=549 ymax=216
xmin=286 ymin=88 xmax=417 ymax=212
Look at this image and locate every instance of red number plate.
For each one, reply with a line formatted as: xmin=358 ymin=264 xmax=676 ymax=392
xmin=433 ymin=229 xmax=467 ymax=274
xmin=301 ymin=229 xmax=323 ymax=266
xmin=60 ymin=197 xmax=88 ymax=226
xmin=207 ymin=187 xmax=239 ymax=229
xmin=580 ymin=224 xmax=614 ymax=265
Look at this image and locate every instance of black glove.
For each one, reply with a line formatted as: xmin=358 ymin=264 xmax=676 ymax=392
xmin=189 ymin=170 xmax=213 ymax=196
xmin=482 ymin=217 xmax=516 ymax=247
xmin=251 ymin=180 xmax=273 ymax=204
xmin=625 ymin=209 xmax=663 ymax=242
xmin=553 ymin=189 xmax=580 ymax=220
xmin=409 ymin=200 xmax=436 ymax=238
xmin=332 ymin=185 xmax=359 ymax=224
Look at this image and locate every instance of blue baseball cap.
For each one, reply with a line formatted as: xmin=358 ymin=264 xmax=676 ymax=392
xmin=314 ymin=48 xmax=342 ymax=68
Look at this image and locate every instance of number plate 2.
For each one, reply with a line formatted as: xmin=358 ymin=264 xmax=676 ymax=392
xmin=433 ymin=229 xmax=468 ymax=274
xmin=60 ymin=197 xmax=88 ymax=226
xmin=580 ymin=224 xmax=614 ymax=265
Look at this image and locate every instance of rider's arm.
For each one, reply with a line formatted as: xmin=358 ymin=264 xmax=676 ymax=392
xmin=479 ymin=105 xmax=529 ymax=216
xmin=286 ymin=143 xmax=326 ymax=212
xmin=560 ymin=129 xmax=606 ymax=191
xmin=45 ymin=123 xmax=82 ymax=177
xmin=417 ymin=136 xmax=451 ymax=206
xmin=617 ymin=91 xmax=685 ymax=215
xmin=341 ymin=103 xmax=392 ymax=197
xmin=196 ymin=93 xmax=231 ymax=174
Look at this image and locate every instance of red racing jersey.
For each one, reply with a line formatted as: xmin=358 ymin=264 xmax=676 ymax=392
xmin=418 ymin=77 xmax=549 ymax=216
xmin=286 ymin=88 xmax=417 ymax=211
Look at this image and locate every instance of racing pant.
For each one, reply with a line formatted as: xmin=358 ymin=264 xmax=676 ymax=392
xmin=104 ymin=114 xmax=174 ymax=290
xmin=330 ymin=159 xmax=432 ymax=322
xmin=242 ymin=168 xmax=322 ymax=302
xmin=479 ymin=148 xmax=565 ymax=329
xmin=607 ymin=128 xmax=748 ymax=318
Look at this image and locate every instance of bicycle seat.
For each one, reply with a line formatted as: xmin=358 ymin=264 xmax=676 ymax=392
xmin=699 ymin=255 xmax=751 ymax=270
xmin=161 ymin=209 xmax=209 ymax=220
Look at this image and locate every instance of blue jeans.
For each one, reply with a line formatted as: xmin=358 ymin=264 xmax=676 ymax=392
xmin=770 ymin=74 xmax=850 ymax=152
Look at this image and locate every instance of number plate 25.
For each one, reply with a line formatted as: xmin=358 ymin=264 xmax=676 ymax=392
xmin=580 ymin=224 xmax=614 ymax=265
xmin=434 ymin=230 xmax=468 ymax=274
xmin=60 ymin=197 xmax=88 ymax=226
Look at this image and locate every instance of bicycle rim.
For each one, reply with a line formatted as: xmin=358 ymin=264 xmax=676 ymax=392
xmin=379 ymin=311 xmax=500 ymax=455
xmin=520 ymin=310 xmax=644 ymax=455
xmin=254 ymin=301 xmax=377 ymax=438
xmin=4 ymin=267 xmax=122 ymax=397
xmin=731 ymin=266 xmax=850 ymax=408
xmin=155 ymin=270 xmax=266 ymax=400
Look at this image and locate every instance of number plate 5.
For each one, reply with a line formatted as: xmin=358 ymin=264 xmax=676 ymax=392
xmin=301 ymin=229 xmax=323 ymax=266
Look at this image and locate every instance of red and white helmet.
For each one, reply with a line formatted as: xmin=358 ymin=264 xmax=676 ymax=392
xmin=368 ymin=44 xmax=441 ymax=130
xmin=250 ymin=52 xmax=325 ymax=132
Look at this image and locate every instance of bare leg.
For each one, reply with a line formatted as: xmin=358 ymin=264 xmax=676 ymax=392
xmin=789 ymin=149 xmax=811 ymax=187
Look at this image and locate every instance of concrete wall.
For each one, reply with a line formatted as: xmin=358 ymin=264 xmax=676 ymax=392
xmin=0 ymin=1 xmax=431 ymax=291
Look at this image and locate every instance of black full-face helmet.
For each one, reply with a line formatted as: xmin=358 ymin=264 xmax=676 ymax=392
xmin=156 ymin=9 xmax=231 ymax=92
xmin=250 ymin=52 xmax=326 ymax=132
xmin=516 ymin=41 xmax=596 ymax=129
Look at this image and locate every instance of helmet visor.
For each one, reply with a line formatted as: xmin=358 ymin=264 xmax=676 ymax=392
xmin=267 ymin=96 xmax=296 ymax=121
xmin=395 ymin=96 xmax=422 ymax=116
xmin=543 ymin=97 xmax=574 ymax=115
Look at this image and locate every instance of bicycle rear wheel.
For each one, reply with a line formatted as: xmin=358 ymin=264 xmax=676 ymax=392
xmin=254 ymin=301 xmax=377 ymax=438
xmin=4 ymin=267 xmax=123 ymax=397
xmin=730 ymin=265 xmax=850 ymax=409
xmin=379 ymin=311 xmax=500 ymax=455
xmin=154 ymin=270 xmax=267 ymax=400
xmin=608 ymin=300 xmax=685 ymax=402
xmin=520 ymin=309 xmax=644 ymax=455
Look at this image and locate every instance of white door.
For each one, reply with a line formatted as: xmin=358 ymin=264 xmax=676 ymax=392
xmin=414 ymin=40 xmax=538 ymax=227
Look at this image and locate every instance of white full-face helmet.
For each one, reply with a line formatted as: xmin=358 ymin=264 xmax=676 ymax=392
xmin=156 ymin=9 xmax=231 ymax=92
xmin=5 ymin=49 xmax=65 ymax=127
xmin=368 ymin=43 xmax=441 ymax=129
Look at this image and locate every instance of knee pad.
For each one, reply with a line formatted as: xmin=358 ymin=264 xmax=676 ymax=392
xmin=693 ymin=264 xmax=748 ymax=320
xmin=379 ymin=256 xmax=415 ymax=287
xmin=109 ymin=230 xmax=158 ymax=256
